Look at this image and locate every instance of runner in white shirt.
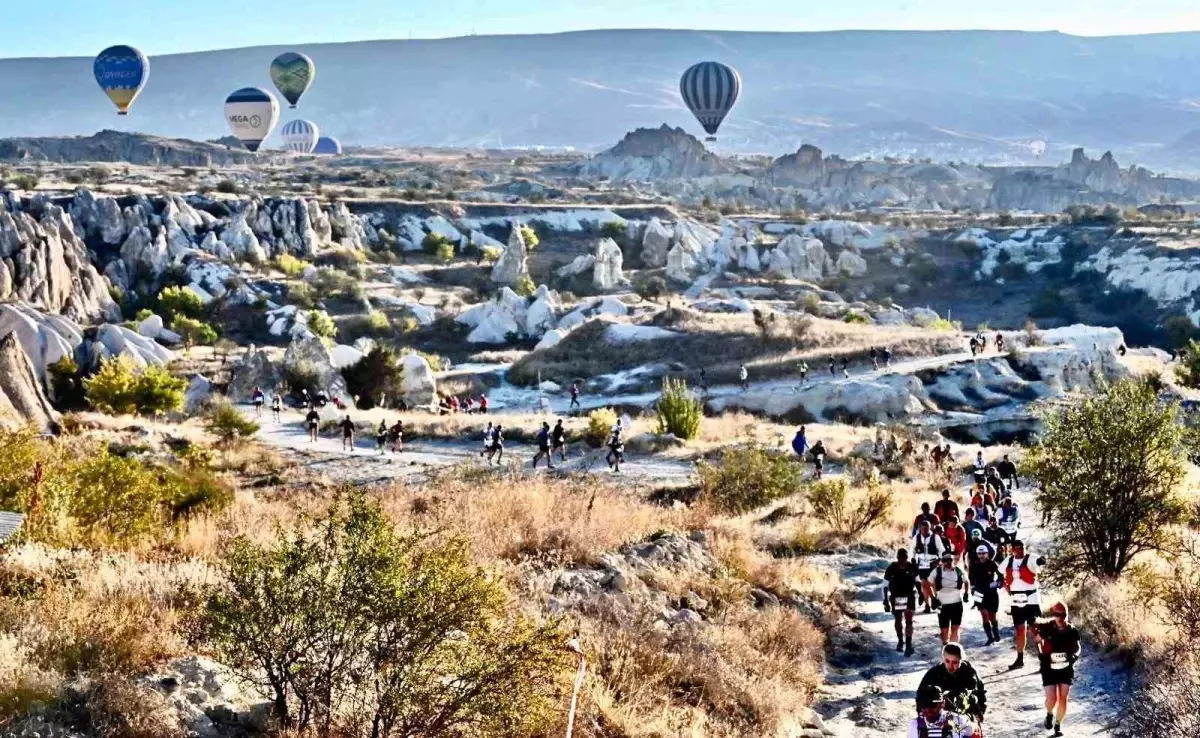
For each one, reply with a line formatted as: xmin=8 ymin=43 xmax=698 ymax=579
xmin=924 ymin=553 xmax=968 ymax=645
xmin=908 ymin=685 xmax=976 ymax=738
xmin=998 ymin=539 xmax=1046 ymax=670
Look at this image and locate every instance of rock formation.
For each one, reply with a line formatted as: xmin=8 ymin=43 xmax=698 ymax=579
xmin=228 ymin=346 xmax=283 ymax=403
xmin=767 ymin=235 xmax=828 ymax=281
xmin=0 ymin=333 xmax=59 ymax=432
xmin=592 ymin=238 xmax=626 ymax=291
xmin=283 ymin=335 xmax=352 ymax=406
xmin=400 ymin=354 xmax=437 ymax=409
xmin=577 ymin=125 xmax=732 ymax=181
xmin=641 ymin=217 xmax=673 ymax=267
xmin=491 ymin=225 xmax=529 ymax=286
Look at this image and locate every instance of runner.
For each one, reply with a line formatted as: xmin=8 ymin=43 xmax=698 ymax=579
xmin=791 ymin=426 xmax=808 ymax=460
xmin=305 ymin=405 xmax=320 ymax=443
xmin=912 ymin=520 xmax=947 ymax=613
xmin=339 ymin=414 xmax=355 ymax=452
xmin=870 ymin=346 xmax=879 ymax=370
xmin=944 ymin=517 xmax=967 ymax=564
xmin=930 ymin=444 xmax=945 ymax=471
xmin=699 ymin=368 xmax=709 ymax=393
xmin=908 ymin=685 xmax=976 ymax=738
xmin=884 ymin=548 xmax=920 ymax=656
xmin=984 ymin=466 xmax=1006 ymax=500
xmin=961 ymin=508 xmax=984 ymax=541
xmin=934 ymin=488 xmax=960 ymax=524
xmin=375 ymin=420 xmax=388 ymax=455
xmin=389 ymin=419 xmax=403 ymax=453
xmin=972 ymin=452 xmax=987 ymax=486
xmin=840 ymin=357 xmax=850 ymax=378
xmin=1000 ymin=539 xmax=1046 ymax=670
xmin=532 ymin=422 xmax=555 ymax=469
xmin=828 ymin=359 xmax=836 ymax=376
xmin=917 ymin=643 xmax=988 ymax=726
xmin=551 ymin=419 xmax=568 ymax=461
xmin=479 ymin=394 xmax=488 ymax=415
xmin=969 ymin=336 xmax=979 ymax=357
xmin=486 ymin=424 xmax=504 ymax=465
xmin=882 ymin=346 xmax=893 ymax=369
xmin=983 ymin=515 xmax=1012 ymax=561
xmin=995 ymin=332 xmax=1005 ymax=353
xmin=996 ymin=453 xmax=1019 ymax=492
xmin=998 ymin=497 xmax=1021 ymax=539
xmin=968 ymin=486 xmax=996 ymax=523
xmin=968 ymin=529 xmax=995 ymax=560
xmin=606 ymin=421 xmax=624 ymax=472
xmin=924 ymin=553 xmax=968 ymax=644
xmin=1035 ymin=602 xmax=1082 ymax=737
xmin=798 ymin=362 xmax=808 ymax=383
xmin=270 ymin=392 xmax=282 ymax=423
xmin=911 ymin=502 xmax=940 ymax=539
xmin=252 ymin=386 xmax=265 ymax=418
xmin=480 ymin=422 xmax=494 ymax=458
xmin=809 ymin=439 xmax=826 ymax=480
xmin=570 ymin=382 xmax=581 ymax=410
xmin=739 ymin=364 xmax=749 ymax=391
xmin=968 ymin=543 xmax=1003 ymax=645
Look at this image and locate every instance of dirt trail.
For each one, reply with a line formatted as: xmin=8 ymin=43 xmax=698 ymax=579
xmin=814 ymin=481 xmax=1127 ymax=738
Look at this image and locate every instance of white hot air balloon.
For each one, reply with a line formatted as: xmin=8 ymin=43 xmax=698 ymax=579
xmin=280 ymin=119 xmax=320 ymax=153
xmin=1029 ymin=139 xmax=1047 ymax=159
xmin=223 ymin=87 xmax=280 ymax=153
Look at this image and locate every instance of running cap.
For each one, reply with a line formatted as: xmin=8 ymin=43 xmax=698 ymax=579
xmin=1011 ymin=539 xmax=1025 ymax=548
xmin=940 ymin=552 xmax=954 ymax=561
xmin=970 ymin=529 xmax=982 ymax=538
xmin=916 ymin=685 xmax=945 ymax=708
xmin=1051 ymin=602 xmax=1068 ymax=617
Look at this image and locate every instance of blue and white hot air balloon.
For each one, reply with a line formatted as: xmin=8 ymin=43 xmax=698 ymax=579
xmin=280 ymin=119 xmax=319 ymax=153
xmin=314 ymin=136 xmax=342 ymax=155
xmin=679 ymin=61 xmax=741 ymax=142
xmin=94 ymin=45 xmax=149 ymax=115
xmin=224 ymin=87 xmax=280 ymax=153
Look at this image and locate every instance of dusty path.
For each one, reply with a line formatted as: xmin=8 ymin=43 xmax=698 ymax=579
xmin=815 ymin=480 xmax=1126 ymax=738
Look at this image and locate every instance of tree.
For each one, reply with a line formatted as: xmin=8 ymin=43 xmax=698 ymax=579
xmin=306 ymin=310 xmax=337 ymax=340
xmin=199 ymin=492 xmax=566 ymax=735
xmin=1165 ymin=316 xmax=1200 ymax=352
xmin=84 ymin=357 xmax=186 ymax=416
xmin=158 ymin=285 xmax=205 ymax=319
xmin=422 ymin=232 xmax=453 ymax=256
xmin=697 ymin=443 xmax=804 ymax=514
xmin=1023 ymin=378 xmax=1189 ymax=582
xmin=1177 ymin=339 xmax=1200 ymax=389
xmin=654 ymin=377 xmax=703 ymax=440
xmin=519 ymin=224 xmax=539 ymax=251
xmin=341 ymin=347 xmax=403 ymax=409
xmin=435 ymin=241 xmax=455 ymax=264
xmin=170 ymin=316 xmax=218 ymax=351
xmin=206 ymin=399 xmax=260 ymax=443
xmin=752 ymin=308 xmax=777 ymax=342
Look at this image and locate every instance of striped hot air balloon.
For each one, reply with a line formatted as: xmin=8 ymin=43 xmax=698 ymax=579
xmin=224 ymin=87 xmax=280 ymax=153
xmin=94 ymin=45 xmax=149 ymax=115
xmin=679 ymin=61 xmax=741 ymax=142
xmin=280 ymin=119 xmax=320 ymax=153
xmin=314 ymin=136 xmax=342 ymax=155
xmin=271 ymin=52 xmax=316 ymax=108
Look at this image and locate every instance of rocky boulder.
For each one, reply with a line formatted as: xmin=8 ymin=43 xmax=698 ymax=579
xmin=183 ymin=375 xmax=213 ymax=414
xmin=810 ymin=220 xmax=873 ymax=247
xmin=0 ymin=333 xmax=59 ymax=432
xmin=835 ymin=250 xmax=869 ymax=277
xmin=227 ymin=346 xmax=282 ymax=403
xmin=593 ymin=238 xmax=626 ymax=291
xmin=641 ymin=217 xmax=673 ymax=267
xmin=142 ymin=655 xmax=273 ymax=738
xmin=137 ymin=313 xmax=182 ymax=345
xmin=283 ymin=335 xmax=352 ymax=405
xmin=665 ymin=236 xmax=705 ymax=283
xmin=456 ymin=287 xmax=528 ymax=344
xmin=0 ymin=301 xmax=81 ymax=380
xmin=768 ymin=235 xmax=828 ymax=281
xmin=74 ymin=324 xmax=172 ymax=373
xmin=400 ymin=353 xmax=438 ymax=409
xmin=555 ymin=254 xmax=595 ymax=279
xmin=491 ymin=224 xmax=529 ymax=286
xmin=525 ymin=285 xmax=561 ymax=336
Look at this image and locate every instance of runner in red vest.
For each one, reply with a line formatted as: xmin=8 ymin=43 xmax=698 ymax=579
xmin=999 ymin=539 xmax=1046 ymax=670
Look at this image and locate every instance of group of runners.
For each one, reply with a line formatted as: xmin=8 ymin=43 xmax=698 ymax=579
xmin=894 ymin=459 xmax=1082 ymax=738
xmin=969 ymin=332 xmax=1005 ymax=357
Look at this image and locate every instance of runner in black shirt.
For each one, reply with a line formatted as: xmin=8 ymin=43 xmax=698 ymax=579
xmin=982 ymin=516 xmax=1011 ymax=559
xmin=339 ymin=415 xmax=356 ymax=452
xmin=968 ymin=543 xmax=1003 ymax=644
xmin=884 ymin=549 xmax=920 ymax=656
xmin=305 ymin=407 xmax=320 ymax=443
xmin=1035 ymin=602 xmax=1082 ymax=737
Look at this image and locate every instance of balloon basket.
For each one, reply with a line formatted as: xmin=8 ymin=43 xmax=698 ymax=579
xmin=117 ymin=112 xmax=128 ymax=116
xmin=705 ymin=137 xmax=716 ymax=143
xmin=289 ymin=105 xmax=297 ymax=109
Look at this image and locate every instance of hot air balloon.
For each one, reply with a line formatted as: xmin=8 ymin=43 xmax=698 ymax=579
xmin=679 ymin=61 xmax=741 ymax=142
xmin=281 ymin=119 xmax=320 ymax=153
xmin=224 ymin=88 xmax=280 ymax=153
xmin=270 ymin=52 xmax=316 ymax=108
xmin=94 ymin=45 xmax=149 ymax=115
xmin=314 ymin=136 xmax=343 ymax=156
xmin=1029 ymin=139 xmax=1047 ymax=159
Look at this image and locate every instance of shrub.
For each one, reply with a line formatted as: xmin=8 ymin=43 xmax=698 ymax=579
xmin=752 ymin=308 xmax=777 ymax=341
xmin=697 ymin=443 xmax=803 ymax=514
xmin=10 ymin=173 xmax=38 ymax=191
xmin=422 ymin=232 xmax=453 ymax=256
xmin=635 ymin=275 xmax=668 ymax=301
xmin=47 ymin=357 xmax=86 ymax=410
xmin=513 ymin=274 xmax=536 ymax=297
xmin=1023 ymin=319 xmax=1044 ymax=347
xmin=930 ymin=318 xmax=957 ymax=332
xmin=1178 ymin=340 xmax=1200 ymax=389
xmin=283 ymin=360 xmax=323 ymax=402
xmin=170 ymin=316 xmax=218 ymax=350
xmin=157 ymin=285 xmax=204 ymax=319
xmin=276 ymin=253 xmax=309 ymax=277
xmin=1165 ymin=315 xmax=1200 ymax=351
xmin=205 ymin=399 xmax=260 ymax=443
xmin=435 ymin=241 xmax=455 ymax=264
xmin=654 ymin=377 xmax=702 ymax=440
xmin=306 ymin=310 xmax=337 ymax=339
xmin=807 ymin=477 xmax=893 ymax=540
xmin=519 ymin=224 xmax=539 ymax=251
xmin=843 ymin=311 xmax=869 ymax=324
xmin=84 ymin=357 xmax=186 ymax=416
xmin=198 ymin=492 xmax=567 ymax=734
xmin=1024 ymin=378 xmax=1189 ymax=582
xmin=586 ymin=408 xmax=618 ymax=448
xmin=287 ymin=281 xmax=317 ymax=308
xmin=133 ymin=308 xmax=155 ymax=323
xmin=341 ymin=347 xmax=403 ymax=409
xmin=599 ymin=221 xmax=626 ymax=240
xmin=480 ymin=245 xmax=502 ymax=263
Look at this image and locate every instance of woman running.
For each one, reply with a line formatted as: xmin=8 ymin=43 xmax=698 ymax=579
xmin=1035 ymin=602 xmax=1082 ymax=737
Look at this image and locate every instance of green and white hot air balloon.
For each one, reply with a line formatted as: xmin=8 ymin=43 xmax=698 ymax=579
xmin=270 ymin=52 xmax=315 ymax=108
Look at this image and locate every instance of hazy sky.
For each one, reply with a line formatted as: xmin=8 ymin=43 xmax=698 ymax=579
xmin=8 ymin=0 xmax=1200 ymax=57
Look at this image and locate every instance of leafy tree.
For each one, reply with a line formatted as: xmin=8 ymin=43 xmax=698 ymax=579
xmin=752 ymin=308 xmax=777 ymax=341
xmin=1023 ymin=379 xmax=1189 ymax=581
xmin=697 ymin=443 xmax=803 ymax=514
xmin=341 ymin=347 xmax=404 ymax=409
xmin=206 ymin=399 xmax=260 ymax=443
xmin=513 ymin=274 xmax=536 ymax=298
xmin=654 ymin=377 xmax=703 ymax=440
xmin=157 ymin=285 xmax=205 ymax=320
xmin=519 ymin=224 xmax=539 ymax=251
xmin=199 ymin=492 xmax=567 ymax=735
xmin=170 ymin=316 xmax=218 ymax=350
xmin=1165 ymin=315 xmax=1200 ymax=352
xmin=306 ymin=310 xmax=338 ymax=340
xmin=422 ymin=232 xmax=453 ymax=256
xmin=435 ymin=241 xmax=455 ymax=264
xmin=84 ymin=357 xmax=186 ymax=416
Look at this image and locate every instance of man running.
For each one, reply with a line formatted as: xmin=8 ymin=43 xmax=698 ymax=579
xmin=798 ymin=362 xmax=808 ymax=383
xmin=252 ymin=386 xmax=266 ymax=418
xmin=376 ymin=420 xmax=388 ymax=454
xmin=480 ymin=422 xmax=494 ymax=458
xmin=339 ymin=414 xmax=356 ymax=452
xmin=944 ymin=517 xmax=967 ymax=564
xmin=930 ymin=444 xmax=945 ymax=471
xmin=912 ymin=520 xmax=946 ymax=613
xmin=739 ymin=364 xmax=749 ymax=391
xmin=606 ymin=421 xmax=624 ymax=472
xmin=551 ymin=419 xmax=567 ymax=461
xmin=996 ymin=453 xmax=1019 ymax=492
xmin=912 ymin=502 xmax=941 ymax=539
xmin=1035 ymin=602 xmax=1082 ymax=737
xmin=486 ymin=424 xmax=505 ymax=465
xmin=984 ymin=466 xmax=1006 ymax=501
xmin=840 ymin=357 xmax=850 ymax=378
xmin=925 ymin=553 xmax=968 ymax=644
xmin=882 ymin=346 xmax=893 ymax=368
xmin=968 ymin=543 xmax=1003 ymax=645
xmin=700 ymin=368 xmax=709 ymax=393
xmin=270 ymin=392 xmax=283 ymax=423
xmin=1000 ymin=539 xmax=1046 ymax=670
xmin=969 ymin=336 xmax=979 ymax=357
xmin=479 ymin=394 xmax=488 ymax=415
xmin=791 ymin=426 xmax=808 ymax=460
xmin=532 ymin=422 xmax=555 ymax=469
xmin=870 ymin=346 xmax=879 ymax=370
xmin=908 ymin=685 xmax=976 ymax=738
xmin=998 ymin=497 xmax=1021 ymax=539
xmin=389 ymin=419 xmax=403 ymax=453
xmin=809 ymin=440 xmax=826 ymax=479
xmin=983 ymin=515 xmax=1011 ymax=561
xmin=884 ymin=549 xmax=920 ymax=656
xmin=570 ymin=382 xmax=581 ymax=410
xmin=995 ymin=332 xmax=1005 ymax=353
xmin=934 ymin=488 xmax=959 ymax=524
xmin=961 ymin=508 xmax=984 ymax=541
xmin=917 ymin=643 xmax=987 ymax=726
xmin=972 ymin=451 xmax=987 ymax=486
xmin=305 ymin=405 xmax=320 ymax=443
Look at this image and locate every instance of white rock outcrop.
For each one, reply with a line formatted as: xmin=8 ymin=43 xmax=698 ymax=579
xmin=642 ymin=217 xmax=673 ymax=267
xmin=768 ymin=235 xmax=828 ymax=281
xmin=836 ymin=250 xmax=869 ymax=277
xmin=593 ymin=238 xmax=626 ymax=291
xmin=491 ymin=225 xmax=529 ymax=286
xmin=400 ymin=353 xmax=437 ymax=408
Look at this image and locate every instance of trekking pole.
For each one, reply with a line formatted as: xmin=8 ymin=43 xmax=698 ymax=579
xmin=565 ymin=635 xmax=586 ymax=738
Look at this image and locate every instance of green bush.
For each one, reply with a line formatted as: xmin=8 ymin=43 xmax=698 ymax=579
xmin=635 ymin=276 xmax=668 ymax=301
xmin=157 ymin=285 xmax=205 ymax=319
xmin=307 ymin=310 xmax=337 ymax=339
xmin=84 ymin=357 xmax=186 ymax=416
xmin=514 ymin=274 xmax=536 ymax=298
xmin=199 ymin=492 xmax=567 ymax=734
xmin=206 ymin=399 xmax=260 ymax=444
xmin=341 ymin=347 xmax=403 ymax=409
xmin=133 ymin=308 xmax=155 ymax=323
xmin=1178 ymin=340 xmax=1200 ymax=389
xmin=697 ymin=443 xmax=803 ymax=514
xmin=807 ymin=477 xmax=893 ymax=540
xmin=283 ymin=360 xmax=323 ymax=403
xmin=276 ymin=253 xmax=310 ymax=277
xmin=519 ymin=224 xmax=540 ymax=251
xmin=422 ymin=232 xmax=453 ymax=256
xmin=287 ymin=282 xmax=317 ymax=309
xmin=480 ymin=245 xmax=502 ymax=263
xmin=843 ymin=312 xmax=869 ymax=324
xmin=435 ymin=241 xmax=455 ymax=264
xmin=586 ymin=408 xmax=618 ymax=448
xmin=170 ymin=316 xmax=218 ymax=349
xmin=654 ymin=378 xmax=702 ymax=440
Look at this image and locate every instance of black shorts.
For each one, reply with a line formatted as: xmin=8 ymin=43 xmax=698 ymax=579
xmin=254 ymin=400 xmax=264 ymax=407
xmin=891 ymin=593 xmax=916 ymax=612
xmin=1040 ymin=660 xmax=1075 ymax=686
xmin=1011 ymin=603 xmax=1042 ymax=625
xmin=973 ymin=590 xmax=1000 ymax=612
xmin=938 ymin=603 xmax=964 ymax=627
xmin=308 ymin=422 xmax=318 ymax=430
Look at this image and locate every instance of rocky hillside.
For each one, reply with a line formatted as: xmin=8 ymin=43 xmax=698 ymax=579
xmin=0 ymin=130 xmax=258 ymax=166
xmin=577 ymin=125 xmax=734 ymax=181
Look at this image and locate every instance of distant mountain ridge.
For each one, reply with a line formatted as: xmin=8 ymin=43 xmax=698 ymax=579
xmin=6 ymin=30 xmax=1200 ymax=170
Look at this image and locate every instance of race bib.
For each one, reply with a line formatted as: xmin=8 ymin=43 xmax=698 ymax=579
xmin=1001 ymin=520 xmax=1019 ymax=534
xmin=1010 ymin=592 xmax=1028 ymax=607
xmin=1050 ymin=652 xmax=1070 ymax=669
xmin=972 ymin=591 xmax=985 ymax=604
xmin=916 ymin=554 xmax=935 ymax=568
xmin=891 ymin=595 xmax=911 ymax=608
